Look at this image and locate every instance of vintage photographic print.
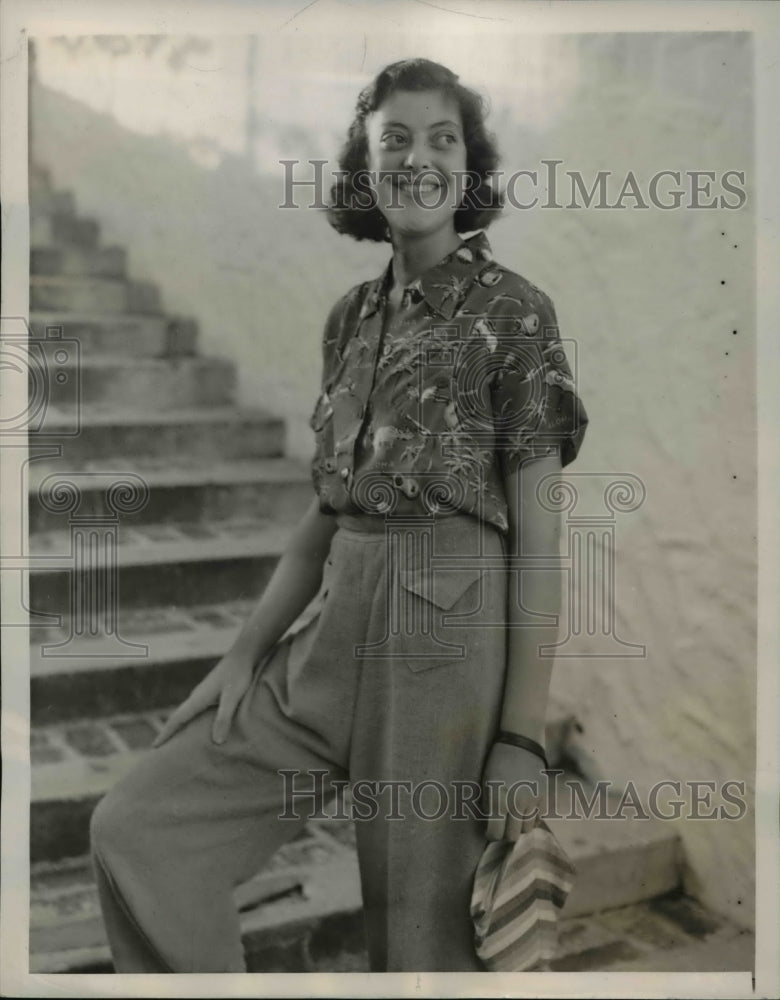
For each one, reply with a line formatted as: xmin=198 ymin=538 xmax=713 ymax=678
xmin=1 ymin=1 xmax=778 ymax=998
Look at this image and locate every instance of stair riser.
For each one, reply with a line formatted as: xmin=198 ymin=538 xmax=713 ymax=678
xmin=29 ymin=554 xmax=278 ymax=615
xmin=31 ymin=215 xmax=100 ymax=250
xmin=31 ymin=246 xmax=128 ymax=279
xmin=31 ymin=478 xmax=311 ymax=533
xmin=31 ymin=657 xmax=215 ymax=726
xmin=34 ymin=419 xmax=285 ymax=463
xmin=30 ymin=190 xmax=75 ymax=217
xmin=29 ymin=315 xmax=198 ymax=358
xmin=31 ymin=279 xmax=161 ymax=314
xmin=29 ymin=360 xmax=236 ymax=410
xmin=33 ymin=798 xmax=100 ymax=864
xmin=561 ymin=837 xmax=682 ymax=918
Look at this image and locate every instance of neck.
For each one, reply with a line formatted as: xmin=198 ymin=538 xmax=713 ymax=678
xmin=389 ymin=227 xmax=462 ymax=289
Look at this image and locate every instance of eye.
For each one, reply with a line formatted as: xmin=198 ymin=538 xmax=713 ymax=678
xmin=432 ymin=131 xmax=460 ymax=150
xmin=380 ymin=131 xmax=407 ymax=150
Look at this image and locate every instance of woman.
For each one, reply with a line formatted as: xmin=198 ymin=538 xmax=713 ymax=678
xmin=90 ymin=57 xmax=588 ymax=973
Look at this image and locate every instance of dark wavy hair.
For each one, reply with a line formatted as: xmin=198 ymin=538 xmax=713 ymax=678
xmin=326 ymin=58 xmax=504 ymax=243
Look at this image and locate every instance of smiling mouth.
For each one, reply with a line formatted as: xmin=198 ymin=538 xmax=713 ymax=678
xmin=394 ymin=181 xmax=446 ymax=203
xmin=392 ymin=174 xmax=444 ymax=194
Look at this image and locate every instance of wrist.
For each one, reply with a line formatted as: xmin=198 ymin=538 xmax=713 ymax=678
xmin=494 ymin=730 xmax=549 ymax=769
xmin=226 ymin=640 xmax=267 ymax=669
xmin=499 ymin=717 xmax=545 ymax=746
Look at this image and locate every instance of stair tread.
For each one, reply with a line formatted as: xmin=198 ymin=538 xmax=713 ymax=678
xmin=30 ymin=597 xmax=265 ymax=675
xmin=40 ymin=402 xmax=281 ymax=428
xmin=29 ymin=711 xmax=577 ymax=800
xmin=30 ymin=242 xmax=124 ymax=253
xmin=30 ymin=309 xmax=168 ymax=325
xmin=42 ymin=354 xmax=233 ymax=370
xmin=29 ymin=516 xmax=294 ymax=567
xmin=30 ymin=455 xmax=310 ymax=492
xmin=30 ymin=274 xmax=145 ymax=287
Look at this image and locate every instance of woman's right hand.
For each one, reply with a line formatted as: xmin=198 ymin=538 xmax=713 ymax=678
xmin=152 ymin=649 xmax=261 ymax=749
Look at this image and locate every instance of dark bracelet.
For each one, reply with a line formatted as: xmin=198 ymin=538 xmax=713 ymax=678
xmin=496 ymin=730 xmax=549 ymax=769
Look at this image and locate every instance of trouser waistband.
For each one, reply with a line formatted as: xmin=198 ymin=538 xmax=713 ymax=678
xmin=332 ymin=513 xmax=506 ymax=562
xmin=335 ymin=511 xmax=486 ymax=533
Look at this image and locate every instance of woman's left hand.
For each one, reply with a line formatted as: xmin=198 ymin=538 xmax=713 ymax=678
xmin=481 ymin=741 xmax=547 ymax=841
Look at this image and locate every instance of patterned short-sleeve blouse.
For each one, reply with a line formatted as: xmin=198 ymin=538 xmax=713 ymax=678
xmin=309 ymin=231 xmax=588 ymax=536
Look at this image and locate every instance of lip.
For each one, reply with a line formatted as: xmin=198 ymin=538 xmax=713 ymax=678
xmin=393 ymin=175 xmax=444 ymax=193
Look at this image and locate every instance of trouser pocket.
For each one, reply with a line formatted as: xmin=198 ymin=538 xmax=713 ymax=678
xmin=394 ymin=563 xmax=487 ymax=672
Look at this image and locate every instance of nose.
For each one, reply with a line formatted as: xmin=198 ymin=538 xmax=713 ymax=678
xmin=401 ymin=137 xmax=431 ymax=173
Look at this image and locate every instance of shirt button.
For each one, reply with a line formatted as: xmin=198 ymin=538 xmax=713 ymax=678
xmin=340 ymin=467 xmax=350 ymax=479
xmin=324 ymin=458 xmax=337 ymax=474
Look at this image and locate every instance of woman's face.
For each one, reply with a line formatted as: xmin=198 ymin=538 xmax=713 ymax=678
xmin=365 ymin=88 xmax=467 ymax=242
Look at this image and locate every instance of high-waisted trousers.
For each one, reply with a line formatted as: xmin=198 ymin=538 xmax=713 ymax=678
xmin=90 ymin=511 xmax=509 ymax=972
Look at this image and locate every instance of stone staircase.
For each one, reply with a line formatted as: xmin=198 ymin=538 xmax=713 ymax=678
xmin=26 ymin=165 xmax=752 ymax=975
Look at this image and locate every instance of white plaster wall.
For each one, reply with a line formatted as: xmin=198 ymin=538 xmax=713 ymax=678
xmin=30 ymin=31 xmax=756 ymax=928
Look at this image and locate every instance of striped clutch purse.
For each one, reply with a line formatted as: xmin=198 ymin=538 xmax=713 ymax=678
xmin=471 ymin=819 xmax=577 ymax=971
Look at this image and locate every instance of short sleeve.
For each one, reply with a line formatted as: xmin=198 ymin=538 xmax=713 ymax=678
xmin=489 ymin=290 xmax=588 ymax=479
xmin=308 ymin=295 xmax=348 ymax=434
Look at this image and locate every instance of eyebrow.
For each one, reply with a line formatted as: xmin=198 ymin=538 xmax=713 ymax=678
xmin=381 ymin=119 xmax=462 ymax=131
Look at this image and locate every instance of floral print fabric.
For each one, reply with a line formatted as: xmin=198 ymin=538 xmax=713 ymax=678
xmin=309 ymin=231 xmax=588 ymax=536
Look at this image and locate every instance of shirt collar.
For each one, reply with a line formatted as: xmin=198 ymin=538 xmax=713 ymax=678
xmin=358 ymin=231 xmax=495 ymax=324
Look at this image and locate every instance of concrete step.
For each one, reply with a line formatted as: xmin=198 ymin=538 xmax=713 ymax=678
xmin=30 ymin=275 xmax=162 ymax=314
xmin=30 ymin=715 xmax=578 ymax=863
xmin=28 ymin=516 xmax=292 ymax=615
xmin=29 ymin=312 xmax=198 ymax=357
xmin=31 ymin=245 xmax=128 ymax=279
xmin=28 ymin=455 xmax=311 ymax=533
xmin=28 ymin=404 xmax=286 ymax=462
xmin=28 ymin=775 xmax=696 ymax=973
xmin=28 ymin=353 xmax=237 ymax=411
xmin=30 ymin=213 xmax=100 ymax=250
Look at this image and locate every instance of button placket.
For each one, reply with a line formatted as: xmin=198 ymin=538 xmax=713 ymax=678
xmin=340 ymin=309 xmax=384 ymax=476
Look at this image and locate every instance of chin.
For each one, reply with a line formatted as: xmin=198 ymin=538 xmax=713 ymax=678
xmin=382 ymin=208 xmax=457 ymax=240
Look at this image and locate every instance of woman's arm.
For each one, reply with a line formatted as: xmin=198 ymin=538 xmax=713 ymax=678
xmin=499 ymin=451 xmax=563 ymax=744
xmin=154 ymin=495 xmax=338 ymax=747
xmin=482 ymin=451 xmax=564 ymax=840
xmin=229 ymin=496 xmax=339 ymax=664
